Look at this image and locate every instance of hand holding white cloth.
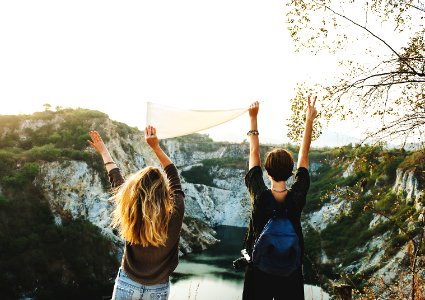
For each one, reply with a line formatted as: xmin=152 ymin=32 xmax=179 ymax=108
xmin=146 ymin=102 xmax=248 ymax=139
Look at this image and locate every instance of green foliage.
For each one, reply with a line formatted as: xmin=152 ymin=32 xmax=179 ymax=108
xmin=304 ymin=164 xmax=344 ymax=213
xmin=0 ymin=108 xmax=122 ymax=298
xmin=399 ymin=150 xmax=425 ymax=187
xmin=114 ymin=120 xmax=139 ymax=137
xmin=0 ymin=149 xmax=16 ymax=173
xmin=0 ymin=194 xmax=7 ymax=204
xmin=181 ymin=165 xmax=215 ymax=186
xmin=1 ymin=163 xmax=39 ymax=187
xmin=175 ymin=133 xmax=214 ymax=144
xmin=303 ymin=225 xmax=323 ymax=283
xmin=23 ymin=144 xmax=62 ymax=161
xmin=0 ymin=184 xmax=118 ymax=299
xmin=0 ymin=108 xmax=108 ymax=152
xmin=72 ymin=108 xmax=107 ymax=119
xmin=304 ymin=225 xmax=322 ymax=259
xmin=0 ymin=109 xmax=116 ymax=188
xmin=181 ymin=156 xmax=247 ymax=185
xmin=202 ymin=157 xmax=247 ymax=169
xmin=304 ymin=144 xmax=422 ymax=282
xmin=400 ymin=150 xmax=425 ymax=170
xmin=175 ymin=134 xmax=224 ymax=152
xmin=320 ymin=198 xmax=374 ymax=263
xmin=374 ymin=192 xmax=397 ymax=214
xmin=287 ymin=84 xmax=324 ymax=143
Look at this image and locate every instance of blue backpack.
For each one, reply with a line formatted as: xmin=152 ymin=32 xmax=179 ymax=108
xmin=251 ymin=192 xmax=301 ymax=276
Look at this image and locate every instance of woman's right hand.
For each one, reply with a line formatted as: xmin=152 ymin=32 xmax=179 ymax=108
xmin=248 ymin=101 xmax=260 ymax=118
xmin=145 ymin=125 xmax=172 ymax=168
xmin=145 ymin=125 xmax=160 ymax=149
xmin=87 ymin=130 xmax=108 ymax=155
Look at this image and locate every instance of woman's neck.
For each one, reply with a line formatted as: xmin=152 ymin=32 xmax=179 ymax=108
xmin=271 ymin=180 xmax=287 ymax=191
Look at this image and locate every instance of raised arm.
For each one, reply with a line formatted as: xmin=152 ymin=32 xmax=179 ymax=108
xmin=297 ymin=96 xmax=318 ymax=169
xmin=87 ymin=130 xmax=124 ymax=188
xmin=145 ymin=125 xmax=172 ymax=169
xmin=87 ymin=131 xmax=118 ymax=173
xmin=248 ymin=101 xmax=260 ymax=170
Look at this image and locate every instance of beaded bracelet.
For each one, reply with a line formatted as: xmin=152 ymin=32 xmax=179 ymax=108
xmin=247 ymin=130 xmax=259 ymax=136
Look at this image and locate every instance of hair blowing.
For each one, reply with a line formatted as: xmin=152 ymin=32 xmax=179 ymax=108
xmin=264 ymin=148 xmax=294 ymax=181
xmin=111 ymin=166 xmax=174 ymax=247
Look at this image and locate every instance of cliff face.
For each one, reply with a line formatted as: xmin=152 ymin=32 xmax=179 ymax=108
xmin=36 ymin=160 xmax=115 ymax=236
xmin=2 ymin=112 xmax=219 ymax=257
xmin=393 ymin=168 xmax=424 ymax=210
xmin=301 ymin=149 xmax=424 ymax=293
xmin=161 ymin=139 xmax=251 ymax=227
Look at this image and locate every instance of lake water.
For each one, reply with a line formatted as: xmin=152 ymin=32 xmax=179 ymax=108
xmin=170 ymin=226 xmax=330 ymax=300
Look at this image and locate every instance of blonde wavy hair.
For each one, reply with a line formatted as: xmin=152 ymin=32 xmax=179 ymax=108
xmin=111 ymin=166 xmax=174 ymax=247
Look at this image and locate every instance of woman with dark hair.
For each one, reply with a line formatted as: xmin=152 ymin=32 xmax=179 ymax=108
xmin=87 ymin=126 xmax=184 ymax=300
xmin=243 ymin=98 xmax=317 ymax=300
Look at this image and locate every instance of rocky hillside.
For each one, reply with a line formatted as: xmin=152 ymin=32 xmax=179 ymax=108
xmin=0 ymin=108 xmax=424 ymax=298
xmin=0 ymin=109 xmax=219 ymax=298
xmin=301 ymin=146 xmax=424 ymax=297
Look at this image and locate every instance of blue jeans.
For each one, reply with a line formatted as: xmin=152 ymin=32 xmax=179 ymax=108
xmin=111 ymin=268 xmax=170 ymax=300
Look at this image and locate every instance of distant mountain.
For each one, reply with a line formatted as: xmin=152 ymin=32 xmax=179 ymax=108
xmin=314 ymin=130 xmax=361 ymax=147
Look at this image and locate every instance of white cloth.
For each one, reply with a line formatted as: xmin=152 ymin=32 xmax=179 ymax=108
xmin=146 ymin=102 xmax=248 ymax=139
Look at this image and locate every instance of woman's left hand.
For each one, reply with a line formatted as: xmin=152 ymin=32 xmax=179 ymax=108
xmin=145 ymin=125 xmax=159 ymax=149
xmin=306 ymin=96 xmax=318 ymax=122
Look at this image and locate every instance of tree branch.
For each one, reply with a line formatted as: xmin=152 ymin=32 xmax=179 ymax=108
xmin=406 ymin=3 xmax=425 ymax=13
xmin=324 ymin=5 xmax=420 ymax=75
xmin=363 ymin=80 xmax=425 ymax=87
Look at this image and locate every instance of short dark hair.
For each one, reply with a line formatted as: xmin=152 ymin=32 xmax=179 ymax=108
xmin=264 ymin=148 xmax=294 ymax=181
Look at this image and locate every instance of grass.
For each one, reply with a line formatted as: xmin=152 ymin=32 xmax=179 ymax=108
xmin=320 ymin=202 xmax=374 ymax=263
xmin=304 ymin=164 xmax=344 ymax=213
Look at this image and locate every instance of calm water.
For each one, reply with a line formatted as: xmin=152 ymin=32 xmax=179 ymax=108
xmin=170 ymin=226 xmax=329 ymax=300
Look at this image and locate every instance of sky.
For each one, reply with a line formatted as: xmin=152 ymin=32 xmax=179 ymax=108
xmin=0 ymin=0 xmax=399 ymax=146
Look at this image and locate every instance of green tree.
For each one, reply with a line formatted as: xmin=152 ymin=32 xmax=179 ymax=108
xmin=286 ymin=0 xmax=425 ymax=145
xmin=43 ymin=103 xmax=52 ymax=112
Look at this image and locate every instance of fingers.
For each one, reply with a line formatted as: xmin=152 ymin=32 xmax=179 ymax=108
xmin=145 ymin=125 xmax=157 ymax=137
xmin=89 ymin=131 xmax=97 ymax=143
xmin=249 ymin=101 xmax=259 ymax=108
xmin=307 ymin=96 xmax=317 ymax=107
xmin=87 ymin=140 xmax=95 ymax=148
xmin=89 ymin=130 xmax=95 ymax=140
xmin=89 ymin=130 xmax=102 ymax=143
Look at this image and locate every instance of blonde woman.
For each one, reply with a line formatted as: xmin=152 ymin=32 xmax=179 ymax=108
xmin=87 ymin=126 xmax=185 ymax=300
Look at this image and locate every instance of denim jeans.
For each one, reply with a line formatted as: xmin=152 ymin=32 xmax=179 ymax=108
xmin=111 ymin=268 xmax=170 ymax=300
